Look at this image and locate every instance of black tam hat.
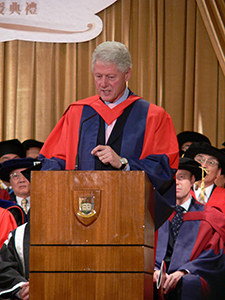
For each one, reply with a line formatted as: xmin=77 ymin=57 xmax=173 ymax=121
xmin=0 ymin=139 xmax=24 ymax=158
xmin=0 ymin=158 xmax=41 ymax=182
xmin=178 ymin=157 xmax=202 ymax=181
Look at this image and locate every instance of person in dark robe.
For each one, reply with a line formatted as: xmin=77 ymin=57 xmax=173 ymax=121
xmin=177 ymin=131 xmax=211 ymax=157
xmin=0 ymin=222 xmax=29 ymax=300
xmin=38 ymin=41 xmax=179 ymax=228
xmin=22 ymin=139 xmax=44 ymax=159
xmin=0 ymin=139 xmax=24 ymax=200
xmin=0 ymin=158 xmax=41 ymax=225
xmin=154 ymin=157 xmax=225 ymax=299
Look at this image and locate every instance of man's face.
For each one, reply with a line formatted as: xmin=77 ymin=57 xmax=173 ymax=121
xmin=176 ymin=170 xmax=195 ymax=204
xmin=0 ymin=153 xmax=20 ymax=163
xmin=26 ymin=147 xmax=40 ymax=159
xmin=181 ymin=141 xmax=192 ymax=152
xmin=9 ymin=168 xmax=30 ymax=198
xmin=93 ymin=60 xmax=131 ymax=103
xmin=194 ymin=153 xmax=221 ymax=187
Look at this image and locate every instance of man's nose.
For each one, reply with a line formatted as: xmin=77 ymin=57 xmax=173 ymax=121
xmin=101 ymin=76 xmax=108 ymax=87
xmin=18 ymin=174 xmax=26 ymax=182
xmin=201 ymin=160 xmax=207 ymax=168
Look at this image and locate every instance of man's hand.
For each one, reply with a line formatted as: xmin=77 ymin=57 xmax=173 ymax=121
xmin=19 ymin=282 xmax=29 ymax=300
xmin=153 ymin=270 xmax=160 ymax=283
xmin=91 ymin=145 xmax=122 ymax=169
xmin=163 ymin=270 xmax=187 ymax=294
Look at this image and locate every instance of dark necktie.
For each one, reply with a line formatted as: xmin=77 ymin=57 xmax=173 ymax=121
xmin=171 ymin=205 xmax=184 ymax=241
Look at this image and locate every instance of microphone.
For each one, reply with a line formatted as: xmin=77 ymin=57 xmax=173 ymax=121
xmin=75 ymin=113 xmax=97 ymax=170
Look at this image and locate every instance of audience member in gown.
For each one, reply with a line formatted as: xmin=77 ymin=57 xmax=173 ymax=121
xmin=184 ymin=142 xmax=225 ymax=213
xmin=22 ymin=139 xmax=44 ymax=159
xmin=0 ymin=139 xmax=24 ymax=200
xmin=177 ymin=131 xmax=211 ymax=157
xmin=0 ymin=158 xmax=41 ymax=225
xmin=154 ymin=157 xmax=225 ymax=299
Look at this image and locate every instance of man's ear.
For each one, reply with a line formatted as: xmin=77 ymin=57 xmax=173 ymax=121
xmin=191 ymin=174 xmax=196 ymax=185
xmin=215 ymin=167 xmax=222 ymax=180
xmin=125 ymin=68 xmax=131 ymax=82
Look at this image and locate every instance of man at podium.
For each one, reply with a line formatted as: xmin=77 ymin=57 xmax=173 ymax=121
xmin=39 ymin=41 xmax=179 ymax=227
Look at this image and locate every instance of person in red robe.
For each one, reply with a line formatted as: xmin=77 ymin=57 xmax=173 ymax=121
xmin=39 ymin=41 xmax=179 ymax=228
xmin=184 ymin=142 xmax=225 ymax=214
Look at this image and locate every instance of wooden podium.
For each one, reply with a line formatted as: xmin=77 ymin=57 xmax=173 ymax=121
xmin=29 ymin=171 xmax=155 ymax=299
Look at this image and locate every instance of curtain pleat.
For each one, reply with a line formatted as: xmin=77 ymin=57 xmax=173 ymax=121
xmin=196 ymin=0 xmax=225 ymax=75
xmin=194 ymin=8 xmax=219 ymax=144
xmin=0 ymin=0 xmax=224 ymax=147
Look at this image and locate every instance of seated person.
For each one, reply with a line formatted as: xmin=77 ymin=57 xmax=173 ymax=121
xmin=214 ymin=147 xmax=225 ymax=188
xmin=0 ymin=222 xmax=29 ymax=300
xmin=184 ymin=141 xmax=225 ymax=213
xmin=154 ymin=157 xmax=225 ymax=299
xmin=0 ymin=139 xmax=24 ymax=199
xmin=22 ymin=139 xmax=44 ymax=159
xmin=177 ymin=131 xmax=211 ymax=156
xmin=0 ymin=158 xmax=41 ymax=224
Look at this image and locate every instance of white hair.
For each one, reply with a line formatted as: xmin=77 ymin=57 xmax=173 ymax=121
xmin=91 ymin=41 xmax=132 ymax=73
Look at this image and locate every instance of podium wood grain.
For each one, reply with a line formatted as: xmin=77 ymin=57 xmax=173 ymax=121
xmin=30 ymin=171 xmax=155 ymax=299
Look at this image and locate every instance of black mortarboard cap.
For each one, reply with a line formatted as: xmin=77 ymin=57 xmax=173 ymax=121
xmin=0 ymin=139 xmax=24 ymax=158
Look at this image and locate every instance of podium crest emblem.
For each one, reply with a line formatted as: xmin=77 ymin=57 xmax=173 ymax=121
xmin=78 ymin=196 xmax=96 ymax=217
xmin=73 ymin=189 xmax=101 ymax=226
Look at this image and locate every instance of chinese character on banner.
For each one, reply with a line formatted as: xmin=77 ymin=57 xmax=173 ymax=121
xmin=9 ymin=2 xmax=21 ymax=15
xmin=0 ymin=2 xmax=5 ymax=15
xmin=25 ymin=2 xmax=37 ymax=15
xmin=0 ymin=0 xmax=118 ymax=43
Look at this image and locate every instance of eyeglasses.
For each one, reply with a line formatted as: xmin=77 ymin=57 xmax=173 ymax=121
xmin=10 ymin=172 xmax=23 ymax=181
xmin=195 ymin=155 xmax=219 ymax=167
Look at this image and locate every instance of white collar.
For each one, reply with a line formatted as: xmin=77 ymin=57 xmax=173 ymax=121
xmin=194 ymin=184 xmax=214 ymax=203
xmin=179 ymin=196 xmax=192 ymax=212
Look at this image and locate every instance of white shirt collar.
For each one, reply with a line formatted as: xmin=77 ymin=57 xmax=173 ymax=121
xmin=194 ymin=184 xmax=214 ymax=203
xmin=179 ymin=196 xmax=192 ymax=212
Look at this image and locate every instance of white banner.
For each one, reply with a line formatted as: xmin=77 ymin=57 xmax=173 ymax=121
xmin=0 ymin=0 xmax=117 ymax=43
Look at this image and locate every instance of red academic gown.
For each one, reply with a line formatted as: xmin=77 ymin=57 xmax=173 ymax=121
xmin=156 ymin=201 xmax=225 ymax=299
xmin=0 ymin=188 xmax=11 ymax=201
xmin=40 ymin=93 xmax=179 ymax=228
xmin=0 ymin=207 xmax=17 ymax=248
xmin=191 ymin=185 xmax=225 ymax=214
xmin=40 ymin=94 xmax=178 ymax=171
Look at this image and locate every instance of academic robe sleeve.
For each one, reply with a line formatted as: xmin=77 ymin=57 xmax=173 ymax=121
xmin=0 ymin=208 xmax=17 ymax=248
xmin=140 ymin=103 xmax=179 ymax=169
xmin=178 ymin=208 xmax=225 ymax=298
xmin=39 ymin=104 xmax=83 ymax=170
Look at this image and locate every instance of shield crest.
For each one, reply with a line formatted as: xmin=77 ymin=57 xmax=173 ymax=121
xmin=73 ymin=189 xmax=101 ymax=226
xmin=78 ymin=196 xmax=96 ymax=217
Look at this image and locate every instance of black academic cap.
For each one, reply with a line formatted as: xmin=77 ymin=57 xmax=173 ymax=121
xmin=185 ymin=142 xmax=225 ymax=174
xmin=22 ymin=139 xmax=44 ymax=150
xmin=0 ymin=158 xmax=41 ymax=182
xmin=21 ymin=163 xmax=42 ymax=182
xmin=177 ymin=131 xmax=211 ymax=150
xmin=178 ymin=157 xmax=202 ymax=181
xmin=0 ymin=139 xmax=24 ymax=158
